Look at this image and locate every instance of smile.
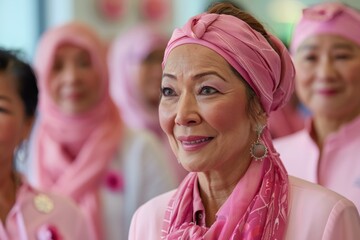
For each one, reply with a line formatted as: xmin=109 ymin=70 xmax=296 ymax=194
xmin=182 ymin=137 xmax=213 ymax=145
xmin=178 ymin=136 xmax=214 ymax=151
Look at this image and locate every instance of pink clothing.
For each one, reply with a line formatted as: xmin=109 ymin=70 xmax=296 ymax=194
xmin=108 ymin=24 xmax=167 ymax=136
xmin=274 ymin=116 xmax=360 ymax=211
xmin=129 ymin=176 xmax=360 ymax=240
xmin=108 ymin=24 xmax=187 ymax=182
xmin=268 ymin=100 xmax=305 ymax=139
xmin=290 ymin=2 xmax=360 ymax=54
xmin=163 ymin=13 xmax=295 ymax=114
xmin=0 ymin=184 xmax=90 ymax=240
xmin=32 ymin=22 xmax=122 ymax=239
xmin=161 ymin=155 xmax=288 ymax=239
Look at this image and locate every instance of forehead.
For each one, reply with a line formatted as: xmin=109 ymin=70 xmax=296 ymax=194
xmin=164 ymin=44 xmax=231 ymax=73
xmin=54 ymin=43 xmax=90 ymax=59
xmin=0 ymin=72 xmax=19 ymax=97
xmin=296 ymin=34 xmax=360 ymax=53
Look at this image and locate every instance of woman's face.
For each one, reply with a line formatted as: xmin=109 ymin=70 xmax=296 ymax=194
xmin=294 ymin=34 xmax=360 ymax=121
xmin=160 ymin=44 xmax=254 ymax=173
xmin=48 ymin=44 xmax=102 ymax=115
xmin=0 ymin=73 xmax=31 ymax=164
xmin=137 ymin=47 xmax=165 ymax=110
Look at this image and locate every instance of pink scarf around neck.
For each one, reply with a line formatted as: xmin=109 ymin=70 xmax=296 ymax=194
xmin=32 ymin=22 xmax=123 ymax=239
xmin=161 ymin=134 xmax=288 ymax=240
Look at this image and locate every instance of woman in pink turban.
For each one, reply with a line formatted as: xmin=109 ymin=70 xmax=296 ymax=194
xmin=275 ymin=2 xmax=360 ymax=212
xmin=129 ymin=2 xmax=360 ymax=239
xmin=108 ymin=24 xmax=187 ymax=183
xmin=24 ymin=22 xmax=176 ymax=240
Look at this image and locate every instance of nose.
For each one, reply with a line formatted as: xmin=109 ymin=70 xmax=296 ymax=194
xmin=316 ymin=57 xmax=337 ymax=81
xmin=61 ymin=64 xmax=79 ymax=84
xmin=175 ymin=93 xmax=201 ymax=126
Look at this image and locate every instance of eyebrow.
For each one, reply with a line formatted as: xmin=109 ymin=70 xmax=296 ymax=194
xmin=0 ymin=95 xmax=11 ymax=102
xmin=297 ymin=43 xmax=355 ymax=52
xmin=162 ymin=71 xmax=227 ymax=82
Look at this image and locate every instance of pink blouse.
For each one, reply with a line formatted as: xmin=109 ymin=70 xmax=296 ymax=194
xmin=129 ymin=176 xmax=360 ymax=240
xmin=274 ymin=116 xmax=360 ymax=211
xmin=0 ymin=184 xmax=90 ymax=240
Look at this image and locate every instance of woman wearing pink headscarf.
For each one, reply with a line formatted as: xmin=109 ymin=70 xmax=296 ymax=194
xmin=129 ymin=2 xmax=360 ymax=239
xmin=108 ymin=24 xmax=188 ymax=183
xmin=274 ymin=2 xmax=360 ymax=212
xmin=24 ymin=22 xmax=176 ymax=240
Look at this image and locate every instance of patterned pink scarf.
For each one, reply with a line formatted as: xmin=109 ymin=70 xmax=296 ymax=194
xmin=161 ymin=12 xmax=292 ymax=239
xmin=161 ymin=133 xmax=288 ymax=239
xmin=32 ymin=22 xmax=122 ymax=239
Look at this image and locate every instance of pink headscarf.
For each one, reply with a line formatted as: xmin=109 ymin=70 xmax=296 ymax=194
xmin=161 ymin=12 xmax=291 ymax=239
xmin=290 ymin=2 xmax=360 ymax=54
xmin=108 ymin=24 xmax=168 ymax=136
xmin=163 ymin=13 xmax=295 ymax=115
xmin=108 ymin=25 xmax=189 ymax=182
xmin=32 ymin=22 xmax=122 ymax=239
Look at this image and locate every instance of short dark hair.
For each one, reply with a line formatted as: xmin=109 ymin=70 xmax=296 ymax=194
xmin=0 ymin=49 xmax=38 ymax=117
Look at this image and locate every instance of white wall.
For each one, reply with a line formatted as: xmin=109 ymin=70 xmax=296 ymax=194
xmin=0 ymin=0 xmax=39 ymax=61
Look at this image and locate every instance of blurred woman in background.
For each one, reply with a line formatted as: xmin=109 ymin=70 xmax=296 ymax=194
xmin=24 ymin=22 xmax=176 ymax=240
xmin=275 ymin=2 xmax=360 ymax=211
xmin=108 ymin=24 xmax=187 ymax=183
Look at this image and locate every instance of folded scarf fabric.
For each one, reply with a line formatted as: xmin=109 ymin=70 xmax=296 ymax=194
xmin=161 ymin=150 xmax=288 ymax=240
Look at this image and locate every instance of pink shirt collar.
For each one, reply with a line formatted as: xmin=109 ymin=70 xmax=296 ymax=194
xmin=191 ymin=159 xmax=264 ymax=227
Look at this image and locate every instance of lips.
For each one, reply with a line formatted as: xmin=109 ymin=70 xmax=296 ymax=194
xmin=317 ymin=89 xmax=338 ymax=95
xmin=177 ymin=136 xmax=214 ymax=151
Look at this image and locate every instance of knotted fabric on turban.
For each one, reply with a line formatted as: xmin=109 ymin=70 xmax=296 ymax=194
xmin=163 ymin=13 xmax=295 ymax=115
xmin=290 ymin=2 xmax=360 ymax=54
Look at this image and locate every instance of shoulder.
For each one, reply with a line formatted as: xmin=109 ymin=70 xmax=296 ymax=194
xmin=13 ymin=185 xmax=90 ymax=239
xmin=129 ymin=190 xmax=176 ymax=240
xmin=286 ymin=176 xmax=360 ymax=240
xmin=288 ymin=176 xmax=352 ymax=205
xmin=274 ymin=129 xmax=308 ymax=148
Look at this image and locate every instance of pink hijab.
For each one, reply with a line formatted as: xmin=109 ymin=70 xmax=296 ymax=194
xmin=290 ymin=2 xmax=360 ymax=54
xmin=161 ymin=12 xmax=293 ymax=239
xmin=32 ymin=22 xmax=122 ymax=239
xmin=108 ymin=25 xmax=188 ymax=182
xmin=108 ymin=24 xmax=168 ymax=136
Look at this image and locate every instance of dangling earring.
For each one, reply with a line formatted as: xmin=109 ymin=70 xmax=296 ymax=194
xmin=250 ymin=125 xmax=267 ymax=161
xmin=14 ymin=140 xmax=29 ymax=168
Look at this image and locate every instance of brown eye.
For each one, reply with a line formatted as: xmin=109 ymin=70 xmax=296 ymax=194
xmin=161 ymin=87 xmax=175 ymax=96
xmin=199 ymin=86 xmax=218 ymax=95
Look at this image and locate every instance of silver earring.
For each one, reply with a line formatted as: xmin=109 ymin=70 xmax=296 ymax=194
xmin=14 ymin=140 xmax=28 ymax=165
xmin=250 ymin=125 xmax=267 ymax=161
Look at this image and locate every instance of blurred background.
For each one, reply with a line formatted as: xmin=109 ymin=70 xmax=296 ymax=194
xmin=1 ymin=0 xmax=359 ymax=61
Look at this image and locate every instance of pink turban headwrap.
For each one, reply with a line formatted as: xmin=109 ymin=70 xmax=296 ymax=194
xmin=163 ymin=13 xmax=295 ymax=115
xmin=290 ymin=2 xmax=360 ymax=54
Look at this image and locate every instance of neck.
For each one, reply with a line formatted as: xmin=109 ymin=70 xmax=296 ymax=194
xmin=0 ymin=164 xmax=17 ymax=223
xmin=197 ymin=156 xmax=252 ymax=227
xmin=312 ymin=114 xmax=356 ymax=149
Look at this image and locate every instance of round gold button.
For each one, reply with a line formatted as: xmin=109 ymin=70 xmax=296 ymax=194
xmin=34 ymin=194 xmax=54 ymax=214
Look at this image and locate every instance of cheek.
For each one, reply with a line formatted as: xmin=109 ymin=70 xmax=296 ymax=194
xmin=86 ymin=73 xmax=103 ymax=101
xmin=0 ymin=119 xmax=23 ymax=154
xmin=159 ymin=102 xmax=174 ymax=135
xmin=48 ymin=77 xmax=60 ymax=102
xmin=295 ymin=73 xmax=312 ymax=103
xmin=205 ymin=99 xmax=248 ymax=133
